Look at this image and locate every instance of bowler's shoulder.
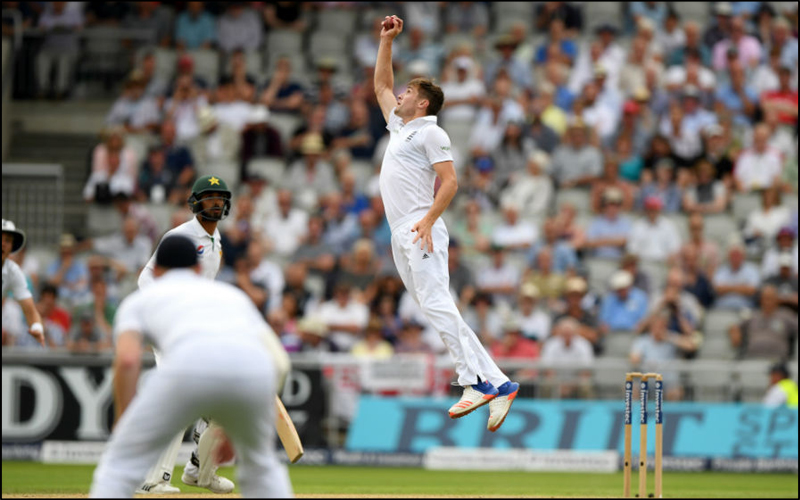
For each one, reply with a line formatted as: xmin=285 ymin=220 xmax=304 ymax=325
xmin=420 ymin=122 xmax=451 ymax=144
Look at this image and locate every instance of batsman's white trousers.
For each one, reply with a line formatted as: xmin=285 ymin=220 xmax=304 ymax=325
xmin=391 ymin=213 xmax=509 ymax=388
xmin=90 ymin=339 xmax=293 ymax=498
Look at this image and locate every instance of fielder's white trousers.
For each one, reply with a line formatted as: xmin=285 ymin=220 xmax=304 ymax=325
xmin=90 ymin=340 xmax=293 ymax=498
xmin=390 ymin=214 xmax=509 ymax=388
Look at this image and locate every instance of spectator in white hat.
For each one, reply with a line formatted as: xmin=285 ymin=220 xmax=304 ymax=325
xmin=599 ymin=270 xmax=649 ymax=332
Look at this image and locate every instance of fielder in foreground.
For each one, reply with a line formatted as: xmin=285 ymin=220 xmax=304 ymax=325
xmin=374 ymin=15 xmax=519 ymax=431
xmin=90 ymin=235 xmax=293 ymax=498
xmin=136 ymin=175 xmax=234 ymax=494
xmin=2 ymin=219 xmax=45 ymax=347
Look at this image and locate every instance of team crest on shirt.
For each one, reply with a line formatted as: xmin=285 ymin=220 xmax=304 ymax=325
xmin=196 ymin=245 xmax=205 ymax=255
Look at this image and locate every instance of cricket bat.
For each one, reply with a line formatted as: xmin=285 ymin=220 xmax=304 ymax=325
xmin=275 ymin=396 xmax=304 ymax=463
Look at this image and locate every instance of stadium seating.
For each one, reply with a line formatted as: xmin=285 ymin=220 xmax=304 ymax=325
xmin=307 ymin=32 xmax=352 ymax=68
xmin=665 ymin=213 xmax=689 ymax=242
xmin=315 ymin=9 xmax=359 ymax=34
xmin=77 ymin=26 xmax=128 ymax=87
xmin=591 ymin=364 xmax=627 ymax=399
xmin=583 ymin=3 xmax=622 ymax=33
xmin=491 ymin=2 xmax=535 ymax=19
xmin=441 ymin=33 xmax=476 ymax=55
xmin=187 ymin=49 xmax=220 ymax=88
xmin=133 ymin=46 xmax=178 ymax=84
xmin=685 ymin=361 xmax=734 ymax=401
xmin=86 ymin=204 xmax=123 ymax=237
xmin=144 ymin=202 xmax=176 ymax=234
xmin=247 ymin=157 xmax=286 ymax=185
xmin=734 ymin=360 xmax=772 ymax=402
xmin=493 ymin=15 xmax=525 ymax=35
xmin=223 ymin=50 xmax=265 ymax=86
xmin=671 ymin=3 xmax=711 ymax=28
xmin=703 ymin=214 xmax=740 ymax=249
xmin=266 ymin=112 xmax=302 ymax=150
xmin=639 ymin=259 xmax=668 ymax=292
xmin=702 ymin=308 xmax=743 ymax=339
xmin=604 ymin=330 xmax=637 ymax=358
xmin=585 ymin=257 xmax=618 ymax=293
xmin=265 ymin=30 xmax=304 ymax=58
xmin=786 ymin=194 xmax=798 ymax=213
xmin=442 ymin=119 xmax=473 ymax=163
xmin=731 ymin=192 xmax=762 ymax=224
xmin=696 ymin=337 xmax=737 ymax=360
xmin=349 ymin=159 xmax=374 ymax=191
xmin=556 ymin=188 xmax=592 ymax=214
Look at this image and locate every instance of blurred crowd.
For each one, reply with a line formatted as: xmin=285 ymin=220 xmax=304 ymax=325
xmin=2 ymin=1 xmax=798 ymax=401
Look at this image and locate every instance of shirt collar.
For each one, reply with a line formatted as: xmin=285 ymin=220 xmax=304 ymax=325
xmin=403 ymin=114 xmax=438 ymax=127
xmin=158 ymin=268 xmax=201 ymax=281
xmin=189 ymin=216 xmax=216 ymax=238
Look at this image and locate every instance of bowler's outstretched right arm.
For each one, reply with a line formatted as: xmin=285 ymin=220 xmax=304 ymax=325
xmin=374 ymin=15 xmax=403 ymax=122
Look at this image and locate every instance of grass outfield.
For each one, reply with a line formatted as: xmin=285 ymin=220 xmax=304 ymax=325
xmin=2 ymin=462 xmax=798 ymax=498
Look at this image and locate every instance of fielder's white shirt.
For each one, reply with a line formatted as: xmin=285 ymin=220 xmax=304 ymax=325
xmin=138 ymin=216 xmax=222 ymax=288
xmin=379 ymin=107 xmax=454 ymax=232
xmin=2 ymin=259 xmax=32 ymax=302
xmin=116 ymin=270 xmax=276 ymax=359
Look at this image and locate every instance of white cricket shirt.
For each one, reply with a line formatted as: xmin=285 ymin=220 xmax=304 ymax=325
xmin=138 ymin=216 xmax=222 ymax=288
xmin=379 ymin=108 xmax=454 ymax=232
xmin=116 ymin=269 xmax=275 ymax=358
xmin=2 ymin=258 xmax=32 ymax=302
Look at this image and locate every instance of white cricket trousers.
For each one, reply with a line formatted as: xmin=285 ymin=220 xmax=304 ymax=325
xmin=90 ymin=340 xmax=293 ymax=498
xmin=390 ymin=214 xmax=509 ymax=388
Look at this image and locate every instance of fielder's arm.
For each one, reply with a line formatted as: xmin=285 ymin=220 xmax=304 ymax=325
xmin=411 ymin=161 xmax=458 ymax=253
xmin=112 ymin=330 xmax=143 ymax=425
xmin=374 ymin=15 xmax=403 ymax=122
xmin=18 ymin=297 xmax=45 ymax=346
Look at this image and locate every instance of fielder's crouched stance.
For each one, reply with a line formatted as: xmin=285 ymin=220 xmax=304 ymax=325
xmin=90 ymin=235 xmax=293 ymax=498
xmin=136 ymin=175 xmax=234 ymax=493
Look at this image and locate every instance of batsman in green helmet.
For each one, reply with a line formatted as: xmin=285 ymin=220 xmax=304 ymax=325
xmin=187 ymin=175 xmax=232 ymax=222
xmin=134 ymin=174 xmax=236 ymax=494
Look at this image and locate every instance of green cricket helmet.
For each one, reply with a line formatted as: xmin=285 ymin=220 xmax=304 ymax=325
xmin=2 ymin=219 xmax=26 ymax=253
xmin=187 ymin=175 xmax=232 ymax=221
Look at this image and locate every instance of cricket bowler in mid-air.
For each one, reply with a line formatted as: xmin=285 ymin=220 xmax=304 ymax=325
xmin=373 ymin=15 xmax=519 ymax=431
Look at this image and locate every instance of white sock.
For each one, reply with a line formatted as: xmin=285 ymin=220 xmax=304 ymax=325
xmin=183 ymin=460 xmax=199 ymax=478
